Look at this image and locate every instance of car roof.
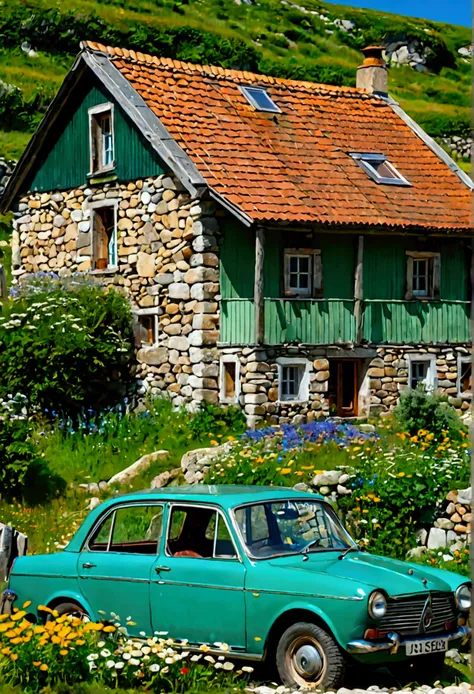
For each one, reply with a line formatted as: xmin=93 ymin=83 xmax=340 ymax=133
xmin=66 ymin=485 xmax=324 ymax=552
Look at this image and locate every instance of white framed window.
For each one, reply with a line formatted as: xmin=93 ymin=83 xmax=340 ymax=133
xmin=284 ymin=249 xmax=322 ymax=298
xmin=457 ymin=357 xmax=472 ymax=399
xmin=89 ymin=103 xmax=115 ymax=174
xmin=349 ymin=152 xmax=411 ymax=187
xmin=220 ymin=355 xmax=241 ymax=404
xmin=277 ymin=357 xmax=310 ymax=403
xmin=89 ymin=200 xmax=118 ymax=271
xmin=405 ymin=251 xmax=440 ymax=300
xmin=240 ymin=86 xmax=281 ymax=113
xmin=407 ymin=354 xmax=437 ymax=391
xmin=134 ymin=309 xmax=159 ymax=348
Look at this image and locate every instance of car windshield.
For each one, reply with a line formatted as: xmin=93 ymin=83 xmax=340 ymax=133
xmin=233 ymin=499 xmax=354 ymax=559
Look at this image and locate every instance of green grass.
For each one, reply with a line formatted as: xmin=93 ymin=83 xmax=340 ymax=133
xmin=0 ymin=0 xmax=471 ymax=160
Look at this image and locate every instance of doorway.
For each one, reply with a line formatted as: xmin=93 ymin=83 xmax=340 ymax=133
xmin=328 ymin=360 xmax=359 ymax=417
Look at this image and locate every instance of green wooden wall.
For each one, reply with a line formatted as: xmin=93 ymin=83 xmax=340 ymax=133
xmin=27 ymin=73 xmax=166 ymax=193
xmin=220 ymin=225 xmax=470 ymax=345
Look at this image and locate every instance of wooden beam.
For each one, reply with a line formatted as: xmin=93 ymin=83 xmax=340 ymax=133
xmin=0 ymin=264 xmax=6 ymax=300
xmin=354 ymin=235 xmax=364 ymax=344
xmin=254 ymin=226 xmax=265 ymax=345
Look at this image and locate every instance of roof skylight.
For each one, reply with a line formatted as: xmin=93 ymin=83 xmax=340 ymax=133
xmin=350 ymin=152 xmax=411 ymax=187
xmin=240 ymin=86 xmax=281 ymax=113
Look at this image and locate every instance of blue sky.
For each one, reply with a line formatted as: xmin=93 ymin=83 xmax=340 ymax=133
xmin=324 ymin=0 xmax=471 ymax=26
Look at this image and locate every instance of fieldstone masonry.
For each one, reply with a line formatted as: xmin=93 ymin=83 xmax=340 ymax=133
xmin=12 ymin=173 xmax=221 ymax=409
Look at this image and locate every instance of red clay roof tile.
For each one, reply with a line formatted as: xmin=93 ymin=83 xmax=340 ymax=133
xmin=83 ymin=41 xmax=472 ymax=231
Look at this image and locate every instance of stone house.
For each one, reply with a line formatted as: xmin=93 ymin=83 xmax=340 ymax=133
xmin=1 ymin=42 xmax=473 ymax=426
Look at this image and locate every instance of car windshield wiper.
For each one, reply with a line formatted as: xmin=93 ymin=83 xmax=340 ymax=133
xmin=300 ymin=539 xmax=322 ymax=560
xmin=338 ymin=545 xmax=360 ymax=560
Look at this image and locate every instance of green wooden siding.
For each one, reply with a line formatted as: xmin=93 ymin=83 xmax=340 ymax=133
xmin=27 ymin=74 xmax=166 ymax=193
xmin=220 ymin=227 xmax=470 ymax=346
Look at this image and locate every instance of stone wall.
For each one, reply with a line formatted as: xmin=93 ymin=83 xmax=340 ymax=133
xmin=12 ymin=173 xmax=221 ymax=408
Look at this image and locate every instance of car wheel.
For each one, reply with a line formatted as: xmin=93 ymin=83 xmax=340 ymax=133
xmin=46 ymin=602 xmax=90 ymax=622
xmin=276 ymin=621 xmax=346 ymax=690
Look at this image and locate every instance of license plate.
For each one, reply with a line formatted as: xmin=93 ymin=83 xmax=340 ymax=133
xmin=406 ymin=639 xmax=448 ymax=657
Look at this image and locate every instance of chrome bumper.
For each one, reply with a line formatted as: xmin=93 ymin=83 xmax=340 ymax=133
xmin=347 ymin=625 xmax=471 ymax=655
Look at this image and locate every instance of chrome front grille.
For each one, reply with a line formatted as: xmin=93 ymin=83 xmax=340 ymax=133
xmin=379 ymin=593 xmax=456 ymax=636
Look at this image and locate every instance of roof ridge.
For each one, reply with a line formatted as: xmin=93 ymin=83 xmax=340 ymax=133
xmin=80 ymin=40 xmax=376 ymax=98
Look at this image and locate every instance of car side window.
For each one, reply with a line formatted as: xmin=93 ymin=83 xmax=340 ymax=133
xmin=167 ymin=505 xmax=237 ymax=560
xmin=88 ymin=505 xmax=163 ymax=554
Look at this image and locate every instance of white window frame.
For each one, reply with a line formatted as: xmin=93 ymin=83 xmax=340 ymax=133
xmin=457 ymin=356 xmax=472 ymax=399
xmin=239 ymin=86 xmax=281 ymax=113
xmin=88 ymin=198 xmax=118 ymax=272
xmin=220 ymin=355 xmax=241 ymax=405
xmin=349 ymin=152 xmax=411 ymax=187
xmin=88 ymin=102 xmax=115 ymax=175
xmin=277 ymin=357 xmax=310 ymax=403
xmin=284 ymin=248 xmax=322 ymax=298
xmin=405 ymin=251 xmax=440 ymax=300
xmin=407 ymin=354 xmax=437 ymax=392
xmin=134 ymin=308 xmax=159 ymax=348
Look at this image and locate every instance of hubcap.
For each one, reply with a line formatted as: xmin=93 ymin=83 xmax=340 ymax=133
xmin=293 ymin=644 xmax=323 ymax=679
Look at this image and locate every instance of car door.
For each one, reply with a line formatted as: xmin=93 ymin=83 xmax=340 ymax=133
xmin=78 ymin=502 xmax=164 ymax=636
xmin=150 ymin=503 xmax=246 ymax=649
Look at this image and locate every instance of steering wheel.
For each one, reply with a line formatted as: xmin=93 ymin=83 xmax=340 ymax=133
xmin=173 ymin=550 xmax=202 ymax=558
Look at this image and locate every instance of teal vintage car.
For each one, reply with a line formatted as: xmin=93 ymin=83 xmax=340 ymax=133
xmin=3 ymin=486 xmax=471 ymax=689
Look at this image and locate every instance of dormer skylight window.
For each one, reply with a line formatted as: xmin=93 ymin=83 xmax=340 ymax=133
xmin=350 ymin=153 xmax=411 ymax=186
xmin=240 ymin=86 xmax=281 ymax=113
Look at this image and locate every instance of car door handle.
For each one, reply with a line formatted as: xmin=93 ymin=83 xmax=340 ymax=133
xmin=155 ymin=565 xmax=171 ymax=573
xmin=82 ymin=562 xmax=96 ymax=569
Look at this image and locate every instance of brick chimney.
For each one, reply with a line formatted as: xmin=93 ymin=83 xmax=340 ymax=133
xmin=356 ymin=46 xmax=388 ymax=96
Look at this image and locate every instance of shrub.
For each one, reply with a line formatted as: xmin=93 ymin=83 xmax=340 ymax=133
xmin=394 ymin=386 xmax=465 ymax=442
xmin=189 ymin=402 xmax=246 ymax=440
xmin=0 ymin=275 xmax=134 ymax=419
xmin=0 ymin=412 xmax=65 ymax=503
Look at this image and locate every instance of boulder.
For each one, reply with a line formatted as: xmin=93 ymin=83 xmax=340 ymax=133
xmin=151 ymin=467 xmax=181 ymax=489
xmin=427 ymin=527 xmax=447 ymax=550
xmin=108 ymin=450 xmax=169 ymax=486
xmin=312 ymin=470 xmax=342 ymax=487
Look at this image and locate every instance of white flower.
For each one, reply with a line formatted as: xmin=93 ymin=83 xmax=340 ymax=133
xmin=115 ymin=662 xmax=125 ymax=670
xmin=139 ymin=631 xmax=146 ymax=637
xmin=214 ymin=662 xmax=223 ymax=669
xmin=88 ymin=662 xmax=97 ymax=672
xmin=165 ymin=657 xmax=174 ymax=664
xmin=204 ymin=655 xmax=216 ymax=664
xmin=130 ymin=658 xmax=140 ymax=666
xmin=100 ymin=649 xmax=111 ymax=658
xmin=149 ymin=663 xmax=160 ymax=673
xmin=141 ymin=647 xmax=151 ymax=655
xmin=223 ymin=661 xmax=234 ymax=671
xmin=97 ymin=641 xmax=105 ymax=648
xmin=131 ymin=650 xmax=142 ymax=657
xmin=242 ymin=666 xmax=254 ymax=673
xmin=87 ymin=654 xmax=99 ymax=661
xmin=122 ymin=653 xmax=131 ymax=661
xmin=191 ymin=654 xmax=202 ymax=662
xmin=106 ymin=660 xmax=116 ymax=669
xmin=161 ymin=666 xmax=169 ymax=674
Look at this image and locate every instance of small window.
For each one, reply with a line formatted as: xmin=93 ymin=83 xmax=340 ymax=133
xmin=406 ymin=252 xmax=440 ymax=300
xmin=284 ymin=249 xmax=322 ymax=298
xmin=277 ymin=358 xmax=310 ymax=402
xmin=350 ymin=153 xmax=411 ymax=186
xmin=167 ymin=505 xmax=237 ymax=560
xmin=89 ymin=104 xmax=115 ymax=174
xmin=92 ymin=206 xmax=117 ymax=270
xmin=408 ymin=355 xmax=437 ymax=392
xmin=88 ymin=505 xmax=163 ymax=554
xmin=220 ymin=356 xmax=240 ymax=404
xmin=135 ymin=312 xmax=158 ymax=347
xmin=458 ymin=358 xmax=472 ymax=398
xmin=240 ymin=86 xmax=281 ymax=113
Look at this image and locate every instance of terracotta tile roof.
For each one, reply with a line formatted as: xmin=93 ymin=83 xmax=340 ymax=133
xmin=84 ymin=41 xmax=473 ymax=231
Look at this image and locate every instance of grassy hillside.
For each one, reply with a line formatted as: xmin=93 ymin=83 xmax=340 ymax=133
xmin=0 ymin=0 xmax=471 ymax=163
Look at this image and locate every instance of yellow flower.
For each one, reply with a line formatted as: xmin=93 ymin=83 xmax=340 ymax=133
xmin=353 ymin=446 xmax=361 ymax=452
xmin=362 ymin=510 xmax=369 ymax=514
xmin=398 ymin=472 xmax=405 ymax=477
xmin=254 ymin=636 xmax=262 ymax=642
xmin=373 ymin=524 xmax=381 ymax=530
xmin=210 ymin=440 xmax=218 ymax=446
xmin=103 ymin=625 xmax=116 ymax=633
xmin=280 ymin=468 xmax=292 ymax=475
xmin=22 ymin=601 xmax=31 ymax=609
xmin=10 ymin=637 xmax=22 ymax=645
xmin=373 ymin=497 xmax=381 ymax=503
xmin=295 ymin=471 xmax=304 ymax=477
xmin=40 ymin=664 xmax=48 ymax=672
xmin=10 ymin=611 xmax=26 ymax=622
xmin=76 ymin=639 xmax=85 ymax=645
xmin=60 ymin=649 xmax=68 ymax=656
xmin=33 ymin=661 xmax=41 ymax=667
xmin=10 ymin=653 xmax=18 ymax=661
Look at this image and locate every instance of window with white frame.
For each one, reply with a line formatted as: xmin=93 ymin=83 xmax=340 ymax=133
xmin=277 ymin=358 xmax=310 ymax=402
xmin=220 ymin=356 xmax=240 ymax=404
xmin=134 ymin=311 xmax=159 ymax=347
xmin=406 ymin=251 xmax=440 ymax=300
xmin=91 ymin=204 xmax=117 ymax=270
xmin=89 ymin=103 xmax=115 ymax=174
xmin=408 ymin=355 xmax=437 ymax=391
xmin=457 ymin=357 xmax=472 ymax=398
xmin=284 ymin=249 xmax=322 ymax=298
xmin=349 ymin=153 xmax=411 ymax=187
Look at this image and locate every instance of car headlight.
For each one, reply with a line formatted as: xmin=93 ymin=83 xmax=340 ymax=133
xmin=455 ymin=584 xmax=471 ymax=612
xmin=368 ymin=591 xmax=387 ymax=619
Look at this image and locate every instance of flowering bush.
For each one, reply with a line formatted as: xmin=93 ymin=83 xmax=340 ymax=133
xmin=0 ymin=275 xmax=134 ymax=419
xmin=0 ymin=605 xmax=251 ymax=692
xmin=395 ymin=386 xmax=466 ymax=442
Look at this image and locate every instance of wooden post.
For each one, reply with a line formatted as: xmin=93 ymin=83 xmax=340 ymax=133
xmin=254 ymin=226 xmax=265 ymax=345
xmin=354 ymin=235 xmax=364 ymax=344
